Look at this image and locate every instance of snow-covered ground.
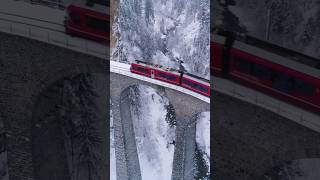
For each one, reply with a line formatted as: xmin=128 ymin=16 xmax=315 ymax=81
xmin=196 ymin=111 xmax=210 ymax=178
xmin=215 ymin=0 xmax=320 ymax=58
xmin=110 ymin=106 xmax=117 ymax=180
xmin=112 ymin=0 xmax=210 ymax=79
xmin=130 ymin=85 xmax=176 ymax=180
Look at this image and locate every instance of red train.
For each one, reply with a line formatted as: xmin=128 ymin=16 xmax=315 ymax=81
xmin=64 ymin=0 xmax=109 ymax=43
xmin=211 ymin=29 xmax=320 ymax=113
xmin=130 ymin=60 xmax=211 ymax=97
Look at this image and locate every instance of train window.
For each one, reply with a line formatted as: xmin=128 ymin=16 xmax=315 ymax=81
xmin=182 ymin=79 xmax=193 ymax=87
xmin=272 ymin=72 xmax=294 ymax=93
xmin=133 ymin=66 xmax=148 ymax=73
xmin=85 ymin=16 xmax=108 ymax=32
xmin=234 ymin=57 xmax=252 ymax=74
xmin=196 ymin=85 xmax=209 ymax=93
xmin=70 ymin=13 xmax=80 ymax=24
xmin=252 ymin=63 xmax=273 ymax=80
xmin=157 ymin=72 xmax=177 ymax=81
xmin=294 ymin=79 xmax=315 ymax=96
xmin=90 ymin=0 xmax=109 ymax=6
xmin=182 ymin=79 xmax=209 ymax=93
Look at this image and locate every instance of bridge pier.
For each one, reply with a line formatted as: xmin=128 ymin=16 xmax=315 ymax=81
xmin=0 ymin=32 xmax=106 ymax=179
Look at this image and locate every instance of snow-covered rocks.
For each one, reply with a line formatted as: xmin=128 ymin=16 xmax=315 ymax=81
xmin=195 ymin=112 xmax=210 ymax=178
xmin=110 ymin=106 xmax=117 ymax=180
xmin=130 ymin=85 xmax=176 ymax=180
xmin=112 ymin=0 xmax=210 ymax=79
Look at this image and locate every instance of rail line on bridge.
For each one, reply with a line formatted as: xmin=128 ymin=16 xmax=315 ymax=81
xmin=2 ymin=0 xmax=320 ymax=130
xmin=0 ymin=1 xmax=210 ymax=104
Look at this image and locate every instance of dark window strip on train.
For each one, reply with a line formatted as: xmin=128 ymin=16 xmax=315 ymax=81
xmin=215 ymin=29 xmax=320 ymax=68
xmin=234 ymin=57 xmax=316 ymax=96
xmin=86 ymin=0 xmax=109 ymax=6
xmin=157 ymin=72 xmax=177 ymax=81
xmin=182 ymin=79 xmax=209 ymax=93
xmin=85 ymin=16 xmax=109 ymax=32
xmin=133 ymin=66 xmax=149 ymax=73
xmin=70 ymin=13 xmax=80 ymax=24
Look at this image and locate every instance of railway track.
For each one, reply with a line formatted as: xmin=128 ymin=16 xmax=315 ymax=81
xmin=0 ymin=1 xmax=210 ymax=104
xmin=0 ymin=3 xmax=108 ymax=59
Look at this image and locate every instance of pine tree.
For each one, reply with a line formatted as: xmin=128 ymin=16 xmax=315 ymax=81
xmin=59 ymin=74 xmax=103 ymax=180
xmin=145 ymin=0 xmax=154 ymax=24
xmin=75 ymin=74 xmax=102 ymax=180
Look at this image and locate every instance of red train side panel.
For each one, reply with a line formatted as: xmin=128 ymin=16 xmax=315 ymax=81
xmin=130 ymin=63 xmax=151 ymax=77
xmin=211 ymin=35 xmax=226 ymax=76
xmin=65 ymin=4 xmax=109 ymax=43
xmin=211 ymin=41 xmax=224 ymax=75
xmin=154 ymin=69 xmax=181 ymax=85
xmin=131 ymin=62 xmax=211 ymax=97
xmin=181 ymin=75 xmax=210 ymax=97
xmin=228 ymin=48 xmax=320 ymax=113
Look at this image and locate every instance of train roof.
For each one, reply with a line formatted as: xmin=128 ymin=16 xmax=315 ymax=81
xmin=244 ymin=35 xmax=320 ymax=68
xmin=70 ymin=0 xmax=109 ymax=15
xmin=135 ymin=60 xmax=210 ymax=83
xmin=134 ymin=60 xmax=181 ymax=75
xmin=211 ymin=32 xmax=320 ymax=79
xmin=184 ymin=73 xmax=210 ymax=84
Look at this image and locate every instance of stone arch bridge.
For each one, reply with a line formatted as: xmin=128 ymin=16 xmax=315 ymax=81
xmin=0 ymin=32 xmax=107 ymax=179
xmin=1 ymin=30 xmax=320 ymax=180
xmin=0 ymin=31 xmax=209 ymax=180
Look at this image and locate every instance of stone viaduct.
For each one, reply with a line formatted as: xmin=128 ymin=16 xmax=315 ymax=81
xmin=0 ymin=32 xmax=107 ymax=179
xmin=1 ymin=29 xmax=320 ymax=180
xmin=0 ymin=30 xmax=209 ymax=179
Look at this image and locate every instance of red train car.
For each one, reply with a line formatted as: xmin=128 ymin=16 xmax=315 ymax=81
xmin=130 ymin=61 xmax=181 ymax=85
xmin=211 ymin=33 xmax=225 ymax=75
xmin=130 ymin=61 xmax=211 ymax=97
xmin=211 ymin=32 xmax=320 ymax=113
xmin=181 ymin=74 xmax=211 ymax=97
xmin=64 ymin=0 xmax=109 ymax=43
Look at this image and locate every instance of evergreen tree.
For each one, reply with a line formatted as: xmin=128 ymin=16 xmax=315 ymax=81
xmin=145 ymin=0 xmax=154 ymax=24
xmin=59 ymin=74 xmax=103 ymax=180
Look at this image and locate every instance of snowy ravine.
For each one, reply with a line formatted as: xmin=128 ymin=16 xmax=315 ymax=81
xmin=110 ymin=106 xmax=117 ymax=180
xmin=112 ymin=0 xmax=210 ymax=79
xmin=213 ymin=0 xmax=320 ymax=58
xmin=195 ymin=112 xmax=210 ymax=179
xmin=130 ymin=85 xmax=176 ymax=180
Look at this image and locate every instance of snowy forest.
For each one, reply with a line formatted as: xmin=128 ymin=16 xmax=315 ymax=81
xmin=32 ymin=73 xmax=107 ymax=180
xmin=112 ymin=0 xmax=210 ymax=79
xmin=212 ymin=0 xmax=320 ymax=58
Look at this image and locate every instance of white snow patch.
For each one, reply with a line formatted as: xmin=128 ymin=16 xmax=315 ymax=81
xmin=196 ymin=112 xmax=210 ymax=172
xmin=110 ymin=107 xmax=117 ymax=180
xmin=113 ymin=0 xmax=209 ymax=78
xmin=132 ymin=85 xmax=175 ymax=180
xmin=152 ymin=50 xmax=175 ymax=67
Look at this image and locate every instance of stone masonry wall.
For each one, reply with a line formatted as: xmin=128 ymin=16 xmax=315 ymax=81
xmin=0 ymin=32 xmax=106 ymax=180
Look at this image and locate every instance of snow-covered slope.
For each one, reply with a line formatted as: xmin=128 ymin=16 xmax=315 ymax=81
xmin=214 ymin=0 xmax=320 ymax=58
xmin=195 ymin=111 xmax=210 ymax=179
xmin=130 ymin=85 xmax=176 ymax=180
xmin=112 ymin=0 xmax=210 ymax=79
xmin=110 ymin=106 xmax=117 ymax=180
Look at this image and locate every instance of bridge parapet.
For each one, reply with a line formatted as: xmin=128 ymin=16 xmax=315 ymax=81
xmin=212 ymin=76 xmax=320 ymax=133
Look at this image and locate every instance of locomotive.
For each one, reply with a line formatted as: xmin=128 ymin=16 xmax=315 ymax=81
xmin=64 ymin=0 xmax=109 ymax=43
xmin=211 ymin=29 xmax=320 ymax=113
xmin=130 ymin=60 xmax=211 ymax=97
